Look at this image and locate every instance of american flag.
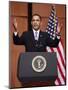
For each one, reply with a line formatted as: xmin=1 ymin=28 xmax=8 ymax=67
xmin=46 ymin=6 xmax=66 ymax=85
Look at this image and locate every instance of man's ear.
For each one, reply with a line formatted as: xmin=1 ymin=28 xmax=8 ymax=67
xmin=31 ymin=21 xmax=32 ymax=25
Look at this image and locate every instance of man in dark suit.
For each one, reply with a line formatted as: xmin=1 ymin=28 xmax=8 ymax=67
xmin=13 ymin=14 xmax=61 ymax=52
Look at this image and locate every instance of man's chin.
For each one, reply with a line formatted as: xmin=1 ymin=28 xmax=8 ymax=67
xmin=34 ymin=28 xmax=39 ymax=31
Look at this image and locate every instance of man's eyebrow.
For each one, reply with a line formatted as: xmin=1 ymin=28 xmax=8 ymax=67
xmin=32 ymin=18 xmax=40 ymax=20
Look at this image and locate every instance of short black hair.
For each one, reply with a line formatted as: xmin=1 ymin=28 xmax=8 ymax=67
xmin=32 ymin=14 xmax=42 ymax=20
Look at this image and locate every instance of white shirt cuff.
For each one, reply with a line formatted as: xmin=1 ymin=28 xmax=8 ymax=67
xmin=57 ymin=35 xmax=60 ymax=39
xmin=14 ymin=32 xmax=18 ymax=36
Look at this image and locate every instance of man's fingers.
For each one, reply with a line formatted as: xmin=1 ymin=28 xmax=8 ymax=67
xmin=14 ymin=18 xmax=17 ymax=28
xmin=13 ymin=18 xmax=17 ymax=31
xmin=57 ymin=23 xmax=63 ymax=33
xmin=52 ymin=4 xmax=56 ymax=10
xmin=58 ymin=23 xmax=63 ymax=30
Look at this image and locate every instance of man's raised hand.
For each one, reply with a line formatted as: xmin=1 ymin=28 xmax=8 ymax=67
xmin=57 ymin=23 xmax=62 ymax=34
xmin=13 ymin=18 xmax=18 ymax=31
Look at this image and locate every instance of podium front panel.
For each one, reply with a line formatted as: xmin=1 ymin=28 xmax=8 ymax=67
xmin=17 ymin=52 xmax=58 ymax=83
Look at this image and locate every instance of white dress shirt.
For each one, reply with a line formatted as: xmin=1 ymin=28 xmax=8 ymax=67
xmin=33 ymin=29 xmax=40 ymax=41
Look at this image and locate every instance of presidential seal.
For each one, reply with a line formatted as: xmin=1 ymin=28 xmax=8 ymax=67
xmin=32 ymin=55 xmax=47 ymax=72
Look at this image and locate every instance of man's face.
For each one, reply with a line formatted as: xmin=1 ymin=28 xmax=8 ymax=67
xmin=31 ymin=15 xmax=41 ymax=31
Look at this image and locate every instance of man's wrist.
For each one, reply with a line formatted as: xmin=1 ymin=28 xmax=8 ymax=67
xmin=14 ymin=32 xmax=18 ymax=36
xmin=55 ymin=32 xmax=60 ymax=39
xmin=57 ymin=35 xmax=60 ymax=39
xmin=56 ymin=32 xmax=61 ymax=39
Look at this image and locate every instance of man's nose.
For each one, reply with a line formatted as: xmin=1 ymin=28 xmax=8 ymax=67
xmin=34 ymin=20 xmax=38 ymax=24
xmin=34 ymin=20 xmax=37 ymax=22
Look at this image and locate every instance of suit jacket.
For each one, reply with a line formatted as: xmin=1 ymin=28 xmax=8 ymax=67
xmin=13 ymin=30 xmax=60 ymax=52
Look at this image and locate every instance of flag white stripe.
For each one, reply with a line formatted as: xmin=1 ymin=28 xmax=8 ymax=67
xmin=46 ymin=46 xmax=65 ymax=77
xmin=47 ymin=46 xmax=65 ymax=77
xmin=53 ymin=48 xmax=65 ymax=77
xmin=55 ymin=79 xmax=60 ymax=85
xmin=58 ymin=42 xmax=65 ymax=63
xmin=46 ymin=46 xmax=65 ymax=85
xmin=58 ymin=67 xmax=65 ymax=85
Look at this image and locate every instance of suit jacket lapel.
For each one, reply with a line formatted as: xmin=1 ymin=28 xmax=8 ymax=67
xmin=38 ymin=31 xmax=43 ymax=41
xmin=30 ymin=30 xmax=36 ymax=47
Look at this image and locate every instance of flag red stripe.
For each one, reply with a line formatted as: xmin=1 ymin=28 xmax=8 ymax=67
xmin=60 ymin=39 xmax=66 ymax=60
xmin=51 ymin=47 xmax=65 ymax=78
xmin=58 ymin=42 xmax=65 ymax=63
xmin=51 ymin=44 xmax=65 ymax=68
xmin=57 ymin=61 xmax=65 ymax=80
xmin=50 ymin=47 xmax=65 ymax=78
xmin=50 ymin=48 xmax=54 ymax=52
xmin=57 ymin=46 xmax=65 ymax=68
xmin=56 ymin=77 xmax=61 ymax=85
xmin=49 ymin=47 xmax=65 ymax=85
